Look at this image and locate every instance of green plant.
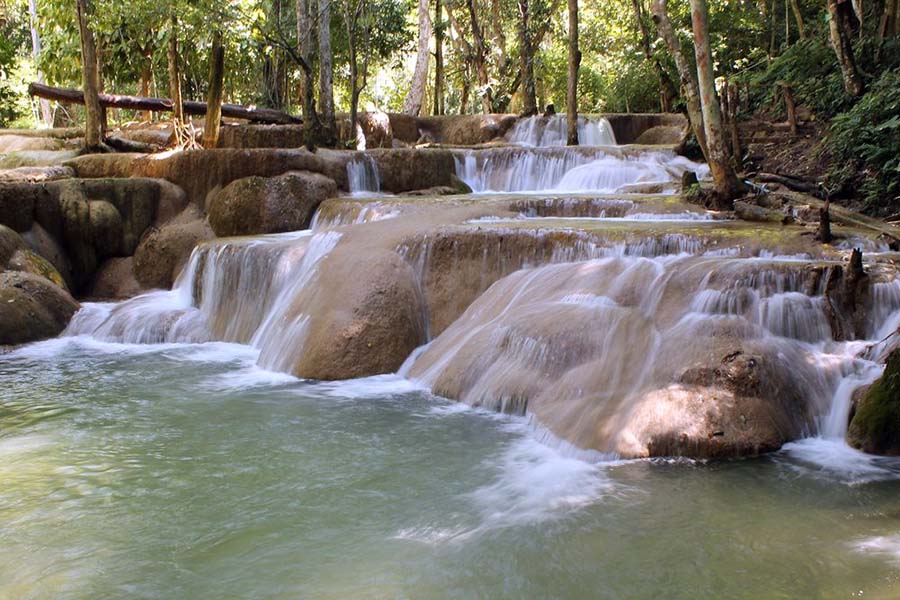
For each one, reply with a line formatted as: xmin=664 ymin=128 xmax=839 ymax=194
xmin=827 ymin=70 xmax=900 ymax=215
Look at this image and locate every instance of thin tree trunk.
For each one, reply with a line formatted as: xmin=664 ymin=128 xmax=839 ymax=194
xmin=650 ymin=0 xmax=709 ymax=161
xmin=632 ymin=0 xmax=677 ymax=112
xmin=518 ymin=0 xmax=538 ymax=116
xmin=138 ymin=51 xmax=153 ymax=122
xmin=203 ymin=30 xmax=225 ymax=149
xmin=566 ymin=0 xmax=579 ymax=145
xmin=690 ymin=0 xmax=745 ymax=205
xmin=75 ymin=0 xmax=103 ymax=148
xmin=466 ymin=0 xmax=492 ymax=113
xmin=827 ymin=0 xmax=864 ymax=96
xmin=433 ymin=0 xmax=444 ymax=115
xmin=167 ymin=13 xmax=185 ymax=135
xmin=404 ymin=0 xmax=432 ymax=115
xmin=28 ymin=0 xmax=53 ymax=126
xmin=318 ymin=0 xmax=337 ymax=142
xmin=789 ymin=0 xmax=805 ymax=38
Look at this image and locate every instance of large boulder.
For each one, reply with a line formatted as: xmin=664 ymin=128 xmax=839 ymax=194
xmin=848 ymin=350 xmax=900 ymax=455
xmin=290 ymin=248 xmax=427 ymax=379
xmin=208 ymin=171 xmax=337 ymax=237
xmin=0 ymin=271 xmax=79 ymax=345
xmin=367 ymin=148 xmax=456 ymax=193
xmin=90 ymin=257 xmax=143 ymax=299
xmin=133 ymin=206 xmax=214 ymax=289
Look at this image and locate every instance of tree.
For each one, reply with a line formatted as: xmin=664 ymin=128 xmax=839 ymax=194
xmin=631 ymin=0 xmax=677 ymax=112
xmin=433 ymin=0 xmax=445 ymax=115
xmin=517 ymin=0 xmax=537 ymax=116
xmin=650 ymin=0 xmax=709 ymax=161
xmin=167 ymin=12 xmax=187 ymax=143
xmin=75 ymin=0 xmax=104 ymax=149
xmin=203 ymin=30 xmax=225 ymax=148
xmin=318 ymin=0 xmax=337 ymax=142
xmin=343 ymin=0 xmax=372 ymax=146
xmin=27 ymin=0 xmax=52 ymax=126
xmin=566 ymin=0 xmax=579 ymax=145
xmin=827 ymin=0 xmax=864 ymax=96
xmin=690 ymin=0 xmax=746 ymax=205
xmin=465 ymin=0 xmax=492 ymax=112
xmin=404 ymin=0 xmax=432 ymax=115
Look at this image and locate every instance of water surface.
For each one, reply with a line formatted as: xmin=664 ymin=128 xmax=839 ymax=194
xmin=2 ymin=338 xmax=900 ymax=599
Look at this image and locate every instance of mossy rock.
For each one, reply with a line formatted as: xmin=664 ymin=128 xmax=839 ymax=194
xmin=848 ymin=350 xmax=900 ymax=455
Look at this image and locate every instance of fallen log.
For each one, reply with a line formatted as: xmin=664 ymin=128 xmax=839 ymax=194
xmin=28 ymin=82 xmax=301 ymax=125
xmin=754 ymin=171 xmax=821 ymax=195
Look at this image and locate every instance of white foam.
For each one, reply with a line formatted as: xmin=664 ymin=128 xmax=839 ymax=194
xmin=779 ymin=438 xmax=900 ymax=485
xmin=853 ymin=534 xmax=900 ymax=566
xmin=313 ymin=374 xmax=427 ymax=399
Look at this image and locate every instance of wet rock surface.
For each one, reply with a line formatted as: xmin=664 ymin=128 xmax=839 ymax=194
xmin=848 ymin=350 xmax=900 ymax=455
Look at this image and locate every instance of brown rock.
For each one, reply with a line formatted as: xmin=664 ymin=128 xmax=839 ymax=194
xmin=208 ymin=171 xmax=337 ymax=237
xmin=90 ymin=257 xmax=144 ymax=299
xmin=0 ymin=271 xmax=79 ymax=344
xmin=133 ymin=206 xmax=214 ymax=289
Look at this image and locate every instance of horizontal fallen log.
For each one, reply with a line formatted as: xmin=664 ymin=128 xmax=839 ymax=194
xmin=28 ymin=82 xmax=301 ymax=125
xmin=754 ymin=171 xmax=820 ymax=195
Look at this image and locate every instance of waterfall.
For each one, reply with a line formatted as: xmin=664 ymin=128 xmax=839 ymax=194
xmin=346 ymin=154 xmax=381 ymax=194
xmin=453 ymin=147 xmax=709 ymax=193
xmin=403 ymin=255 xmax=900 ymax=456
xmin=507 ymin=115 xmax=617 ymax=147
xmin=66 ymin=231 xmax=341 ymax=362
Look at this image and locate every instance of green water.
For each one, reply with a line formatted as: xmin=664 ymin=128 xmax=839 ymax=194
xmin=2 ymin=337 xmax=900 ymax=599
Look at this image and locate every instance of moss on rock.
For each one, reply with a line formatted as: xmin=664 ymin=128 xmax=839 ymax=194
xmin=848 ymin=350 xmax=900 ymax=455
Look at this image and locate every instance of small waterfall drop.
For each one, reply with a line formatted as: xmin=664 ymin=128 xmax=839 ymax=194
xmin=453 ymin=147 xmax=709 ymax=193
xmin=507 ymin=115 xmax=617 ymax=147
xmin=66 ymin=231 xmax=341 ymax=361
xmin=346 ymin=154 xmax=381 ymax=194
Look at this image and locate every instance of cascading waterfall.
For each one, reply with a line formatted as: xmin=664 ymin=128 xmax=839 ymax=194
xmin=346 ymin=154 xmax=382 ymax=194
xmin=402 ymin=255 xmax=900 ymax=456
xmin=507 ymin=115 xmax=617 ymax=147
xmin=453 ymin=147 xmax=709 ymax=193
xmin=66 ymin=230 xmax=341 ymax=371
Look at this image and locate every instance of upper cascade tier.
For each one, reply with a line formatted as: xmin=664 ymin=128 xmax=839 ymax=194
xmin=506 ymin=115 xmax=617 ymax=147
xmin=454 ymin=147 xmax=708 ymax=193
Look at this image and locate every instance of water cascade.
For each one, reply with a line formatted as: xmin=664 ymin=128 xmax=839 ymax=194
xmin=346 ymin=153 xmax=382 ymax=194
xmin=454 ymin=147 xmax=709 ymax=193
xmin=507 ymin=115 xmax=617 ymax=147
xmin=66 ymin=230 xmax=341 ymax=372
xmin=403 ymin=255 xmax=899 ymax=457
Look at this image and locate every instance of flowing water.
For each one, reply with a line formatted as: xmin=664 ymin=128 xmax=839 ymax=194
xmin=4 ymin=136 xmax=900 ymax=597
xmin=3 ymin=339 xmax=900 ymax=599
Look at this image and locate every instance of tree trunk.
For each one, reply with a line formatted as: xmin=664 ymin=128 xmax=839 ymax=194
xmin=518 ymin=0 xmax=538 ymax=116
xmin=167 ymin=13 xmax=185 ymax=137
xmin=566 ymin=0 xmax=579 ymax=145
xmin=75 ymin=0 xmax=103 ymax=148
xmin=203 ymin=31 xmax=225 ymax=149
xmin=789 ymin=0 xmax=806 ymax=38
xmin=690 ymin=0 xmax=746 ymax=205
xmin=28 ymin=0 xmax=53 ymax=127
xmin=650 ymin=0 xmax=709 ymax=161
xmin=466 ymin=0 xmax=492 ymax=113
xmin=138 ymin=52 xmax=153 ymax=122
xmin=433 ymin=0 xmax=445 ymax=115
xmin=632 ymin=0 xmax=677 ymax=112
xmin=317 ymin=0 xmax=337 ymax=143
xmin=827 ymin=0 xmax=864 ymax=96
xmin=404 ymin=0 xmax=432 ymax=115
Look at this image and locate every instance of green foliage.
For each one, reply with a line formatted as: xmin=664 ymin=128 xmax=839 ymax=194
xmin=743 ymin=38 xmax=849 ymax=120
xmin=0 ymin=0 xmax=31 ymax=127
xmin=827 ymin=69 xmax=900 ymax=214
